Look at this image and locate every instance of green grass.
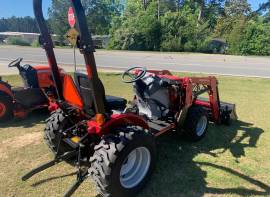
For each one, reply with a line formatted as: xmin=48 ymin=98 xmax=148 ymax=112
xmin=0 ymin=72 xmax=270 ymax=197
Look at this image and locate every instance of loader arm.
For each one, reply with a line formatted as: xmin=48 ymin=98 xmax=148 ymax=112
xmin=33 ymin=0 xmax=63 ymax=100
xmin=69 ymin=0 xmax=105 ymax=114
xmin=183 ymin=76 xmax=221 ymax=123
xmin=33 ymin=0 xmax=105 ymax=114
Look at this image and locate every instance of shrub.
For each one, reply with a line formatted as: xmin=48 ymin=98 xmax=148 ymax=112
xmin=240 ymin=20 xmax=270 ymax=55
xmin=160 ymin=37 xmax=182 ymax=51
xmin=109 ymin=1 xmax=161 ymax=51
xmin=31 ymin=39 xmax=40 ymax=47
xmin=160 ymin=9 xmax=210 ymax=52
xmin=6 ymin=37 xmax=31 ymax=46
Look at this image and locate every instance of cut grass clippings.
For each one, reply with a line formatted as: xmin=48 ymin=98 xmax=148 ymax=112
xmin=0 ymin=72 xmax=269 ymax=197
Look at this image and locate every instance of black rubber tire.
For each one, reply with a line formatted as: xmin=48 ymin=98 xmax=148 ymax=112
xmin=89 ymin=127 xmax=156 ymax=197
xmin=0 ymin=94 xmax=13 ymax=122
xmin=183 ymin=105 xmax=209 ymax=141
xmin=44 ymin=109 xmax=73 ymax=155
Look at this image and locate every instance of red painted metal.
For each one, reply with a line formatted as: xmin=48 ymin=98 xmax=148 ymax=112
xmin=87 ymin=120 xmax=101 ymax=134
xmin=159 ymin=75 xmax=183 ymax=81
xmin=13 ymin=108 xmax=28 ymax=119
xmin=145 ymin=70 xmax=172 ymax=76
xmin=0 ymin=102 xmax=6 ymax=117
xmin=86 ymin=64 xmax=93 ymax=79
xmin=184 ymin=76 xmax=221 ymax=123
xmin=183 ymin=77 xmax=193 ymax=108
xmin=0 ymin=84 xmax=13 ymax=98
xmin=34 ymin=65 xmax=65 ymax=88
xmin=195 ymin=100 xmax=211 ymax=108
xmin=62 ymin=75 xmax=83 ymax=109
xmin=87 ymin=113 xmax=149 ymax=136
xmin=48 ymin=101 xmax=59 ymax=112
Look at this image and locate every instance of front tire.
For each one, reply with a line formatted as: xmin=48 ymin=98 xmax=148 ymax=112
xmin=44 ymin=109 xmax=73 ymax=155
xmin=183 ymin=105 xmax=209 ymax=141
xmin=89 ymin=127 xmax=156 ymax=197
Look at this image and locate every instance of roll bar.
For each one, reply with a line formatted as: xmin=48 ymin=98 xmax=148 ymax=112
xmin=33 ymin=0 xmax=105 ymax=114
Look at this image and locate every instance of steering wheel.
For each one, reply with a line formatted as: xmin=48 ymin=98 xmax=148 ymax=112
xmin=122 ymin=66 xmax=147 ymax=83
xmin=8 ymin=58 xmax=23 ymax=68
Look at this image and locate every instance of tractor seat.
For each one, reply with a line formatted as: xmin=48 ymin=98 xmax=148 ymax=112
xmin=74 ymin=71 xmax=127 ymax=112
xmin=105 ymin=95 xmax=127 ymax=110
xmin=19 ymin=64 xmax=39 ymax=88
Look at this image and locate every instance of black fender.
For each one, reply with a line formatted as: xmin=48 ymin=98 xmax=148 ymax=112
xmin=0 ymin=80 xmax=13 ymax=99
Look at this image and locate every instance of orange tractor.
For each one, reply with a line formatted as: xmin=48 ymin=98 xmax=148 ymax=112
xmin=0 ymin=58 xmax=65 ymax=122
xmin=22 ymin=0 xmax=237 ymax=196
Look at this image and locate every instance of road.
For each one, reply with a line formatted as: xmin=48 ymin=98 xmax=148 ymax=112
xmin=1 ymin=45 xmax=270 ymax=78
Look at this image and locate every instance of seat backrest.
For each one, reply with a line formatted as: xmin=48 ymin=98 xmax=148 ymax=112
xmin=74 ymin=71 xmax=106 ymax=112
xmin=20 ymin=64 xmax=39 ymax=88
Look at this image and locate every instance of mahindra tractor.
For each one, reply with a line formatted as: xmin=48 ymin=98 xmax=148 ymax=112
xmin=0 ymin=58 xmax=65 ymax=122
xmin=22 ymin=0 xmax=237 ymax=197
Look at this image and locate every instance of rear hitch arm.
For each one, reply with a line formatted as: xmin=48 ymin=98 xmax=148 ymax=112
xmin=22 ymin=132 xmax=91 ymax=197
xmin=63 ymin=168 xmax=89 ymax=197
xmin=21 ymin=150 xmax=77 ymax=181
xmin=62 ymin=133 xmax=89 ymax=197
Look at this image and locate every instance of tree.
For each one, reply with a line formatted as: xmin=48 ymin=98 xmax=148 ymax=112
xmin=240 ymin=20 xmax=270 ymax=55
xmin=224 ymin=0 xmax=251 ymax=16
xmin=204 ymin=0 xmax=225 ymax=29
xmin=257 ymin=0 xmax=270 ymax=12
xmin=1 ymin=0 xmax=268 ymax=55
xmin=264 ymin=12 xmax=270 ymax=22
xmin=48 ymin=0 xmax=70 ymax=45
xmin=213 ymin=15 xmax=247 ymax=54
xmin=0 ymin=17 xmax=39 ymax=33
xmin=83 ymin=0 xmax=121 ymax=35
xmin=160 ymin=6 xmax=210 ymax=52
xmin=48 ymin=0 xmax=121 ymax=45
xmin=197 ymin=0 xmax=205 ymax=25
xmin=109 ymin=0 xmax=161 ymax=50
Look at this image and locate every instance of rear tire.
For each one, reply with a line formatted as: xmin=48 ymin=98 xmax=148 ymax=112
xmin=183 ymin=105 xmax=209 ymax=141
xmin=0 ymin=95 xmax=13 ymax=122
xmin=89 ymin=127 xmax=156 ymax=197
xmin=44 ymin=109 xmax=73 ymax=155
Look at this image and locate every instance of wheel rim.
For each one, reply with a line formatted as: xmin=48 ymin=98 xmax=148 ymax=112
xmin=120 ymin=147 xmax=151 ymax=189
xmin=0 ymin=102 xmax=6 ymax=118
xmin=196 ymin=116 xmax=207 ymax=136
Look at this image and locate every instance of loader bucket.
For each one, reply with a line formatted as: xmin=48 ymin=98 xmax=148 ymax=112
xmin=195 ymin=97 xmax=238 ymax=123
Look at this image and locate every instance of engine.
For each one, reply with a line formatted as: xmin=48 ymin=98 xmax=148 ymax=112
xmin=133 ymin=74 xmax=180 ymax=120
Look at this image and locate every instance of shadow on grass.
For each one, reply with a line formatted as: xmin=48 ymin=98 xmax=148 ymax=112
xmin=200 ymin=162 xmax=270 ymax=196
xmin=31 ymin=172 xmax=77 ymax=187
xmin=0 ymin=108 xmax=49 ymax=128
xmin=23 ymin=118 xmax=268 ymax=197
xmin=143 ymin=120 xmax=269 ymax=197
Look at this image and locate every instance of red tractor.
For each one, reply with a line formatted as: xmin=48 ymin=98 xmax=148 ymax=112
xmin=22 ymin=0 xmax=237 ymax=197
xmin=0 ymin=58 xmax=64 ymax=122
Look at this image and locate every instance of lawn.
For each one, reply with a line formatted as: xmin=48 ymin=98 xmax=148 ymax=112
xmin=0 ymin=72 xmax=269 ymax=197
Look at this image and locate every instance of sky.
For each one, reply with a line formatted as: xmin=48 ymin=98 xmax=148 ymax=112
xmin=0 ymin=0 xmax=267 ymax=18
xmin=0 ymin=0 xmax=51 ymax=18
